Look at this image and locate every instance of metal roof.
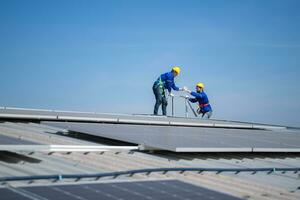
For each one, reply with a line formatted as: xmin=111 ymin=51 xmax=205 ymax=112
xmin=0 ymin=107 xmax=300 ymax=199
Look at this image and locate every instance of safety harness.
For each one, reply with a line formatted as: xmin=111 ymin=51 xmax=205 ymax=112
xmin=154 ymin=77 xmax=166 ymax=96
xmin=199 ymin=103 xmax=210 ymax=108
xmin=153 ymin=77 xmax=164 ymax=88
xmin=197 ymin=103 xmax=210 ymax=116
xmin=157 ymin=77 xmax=164 ymax=89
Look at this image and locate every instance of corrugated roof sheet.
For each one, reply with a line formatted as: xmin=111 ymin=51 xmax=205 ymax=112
xmin=0 ymin=121 xmax=300 ymax=200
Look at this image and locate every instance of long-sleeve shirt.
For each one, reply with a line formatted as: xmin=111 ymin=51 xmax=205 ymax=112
xmin=189 ymin=91 xmax=212 ymax=113
xmin=154 ymin=71 xmax=179 ymax=93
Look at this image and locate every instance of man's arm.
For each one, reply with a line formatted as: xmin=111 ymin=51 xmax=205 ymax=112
xmin=167 ymin=72 xmax=180 ymax=91
xmin=190 ymin=91 xmax=203 ymax=98
xmin=189 ymin=98 xmax=198 ymax=103
xmin=171 ymin=82 xmax=179 ymax=91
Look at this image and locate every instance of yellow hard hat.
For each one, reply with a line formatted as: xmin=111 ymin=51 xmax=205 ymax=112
xmin=196 ymin=82 xmax=205 ymax=89
xmin=172 ymin=66 xmax=181 ymax=74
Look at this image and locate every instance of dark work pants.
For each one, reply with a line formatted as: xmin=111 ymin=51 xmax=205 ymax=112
xmin=153 ymin=84 xmax=168 ymax=115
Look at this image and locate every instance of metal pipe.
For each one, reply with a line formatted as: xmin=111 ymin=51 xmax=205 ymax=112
xmin=185 ymin=98 xmax=188 ymax=118
xmin=1 ymin=167 xmax=299 ymax=182
xmin=171 ymin=96 xmax=174 ymax=117
xmin=180 ymin=95 xmax=194 ymax=118
xmin=187 ymin=101 xmax=198 ymax=117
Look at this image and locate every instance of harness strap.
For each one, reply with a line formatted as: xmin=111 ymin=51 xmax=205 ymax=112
xmin=199 ymin=103 xmax=210 ymax=108
xmin=154 ymin=77 xmax=165 ymax=89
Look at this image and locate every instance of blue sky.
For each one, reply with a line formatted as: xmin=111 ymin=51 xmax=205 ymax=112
xmin=0 ymin=0 xmax=299 ymax=126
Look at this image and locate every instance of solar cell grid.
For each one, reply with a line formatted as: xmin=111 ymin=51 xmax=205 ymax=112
xmin=1 ymin=180 xmax=242 ymax=200
xmin=0 ymin=134 xmax=37 ymax=145
xmin=0 ymin=188 xmax=30 ymax=200
xmin=42 ymin=121 xmax=300 ymax=152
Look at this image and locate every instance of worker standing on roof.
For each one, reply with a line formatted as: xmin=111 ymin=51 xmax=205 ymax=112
xmin=153 ymin=67 xmax=184 ymax=116
xmin=184 ymin=82 xmax=212 ymax=119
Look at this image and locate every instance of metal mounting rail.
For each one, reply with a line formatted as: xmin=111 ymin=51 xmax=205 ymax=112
xmin=0 ymin=145 xmax=139 ymax=152
xmin=1 ymin=167 xmax=299 ymax=182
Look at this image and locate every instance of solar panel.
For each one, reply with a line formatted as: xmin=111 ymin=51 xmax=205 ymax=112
xmin=42 ymin=121 xmax=300 ymax=152
xmin=0 ymin=134 xmax=37 ymax=145
xmin=0 ymin=188 xmax=29 ymax=200
xmin=1 ymin=107 xmax=299 ymax=152
xmin=0 ymin=107 xmax=287 ymax=130
xmin=0 ymin=180 xmax=242 ymax=200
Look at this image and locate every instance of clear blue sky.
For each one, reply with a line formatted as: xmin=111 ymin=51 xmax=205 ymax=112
xmin=0 ymin=0 xmax=299 ymax=126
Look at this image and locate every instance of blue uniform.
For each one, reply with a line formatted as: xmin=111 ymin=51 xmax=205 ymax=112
xmin=154 ymin=72 xmax=179 ymax=93
xmin=153 ymin=71 xmax=179 ymax=115
xmin=189 ymin=91 xmax=212 ymax=113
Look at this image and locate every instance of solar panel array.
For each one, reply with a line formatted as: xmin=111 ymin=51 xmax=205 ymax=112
xmin=0 ymin=107 xmax=286 ymax=130
xmin=1 ymin=107 xmax=300 ymax=153
xmin=43 ymin=121 xmax=300 ymax=152
xmin=0 ymin=180 xmax=242 ymax=200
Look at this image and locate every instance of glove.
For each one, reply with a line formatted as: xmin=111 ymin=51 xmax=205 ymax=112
xmin=169 ymin=93 xmax=175 ymax=97
xmin=181 ymin=95 xmax=190 ymax=99
xmin=181 ymin=86 xmax=188 ymax=91
xmin=182 ymin=86 xmax=191 ymax=93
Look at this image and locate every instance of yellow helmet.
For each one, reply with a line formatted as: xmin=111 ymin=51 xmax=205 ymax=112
xmin=172 ymin=66 xmax=181 ymax=74
xmin=196 ymin=82 xmax=205 ymax=89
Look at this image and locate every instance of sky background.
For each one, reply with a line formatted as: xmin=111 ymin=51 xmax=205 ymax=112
xmin=0 ymin=0 xmax=299 ymax=126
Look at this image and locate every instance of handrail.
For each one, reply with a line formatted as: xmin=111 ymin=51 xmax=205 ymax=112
xmin=0 ymin=167 xmax=299 ymax=182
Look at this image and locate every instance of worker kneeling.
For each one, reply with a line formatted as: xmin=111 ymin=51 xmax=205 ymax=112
xmin=153 ymin=67 xmax=184 ymax=115
xmin=184 ymin=83 xmax=212 ymax=119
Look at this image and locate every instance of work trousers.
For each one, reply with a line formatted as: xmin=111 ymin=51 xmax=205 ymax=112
xmin=153 ymin=84 xmax=168 ymax=115
xmin=202 ymin=111 xmax=212 ymax=119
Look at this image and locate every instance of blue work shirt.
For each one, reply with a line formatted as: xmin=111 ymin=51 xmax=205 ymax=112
xmin=154 ymin=71 xmax=179 ymax=93
xmin=189 ymin=91 xmax=212 ymax=113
